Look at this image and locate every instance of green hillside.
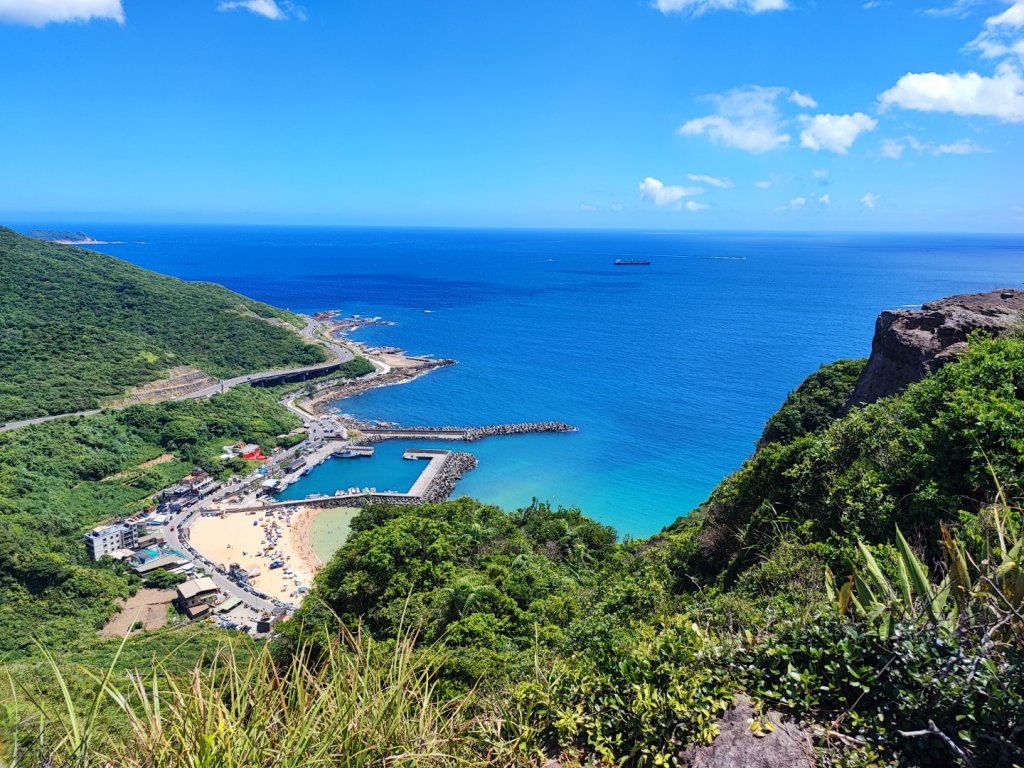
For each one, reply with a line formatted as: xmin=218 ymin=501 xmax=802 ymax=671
xmin=0 ymin=227 xmax=326 ymax=421
xmin=0 ymin=387 xmax=304 ymax=664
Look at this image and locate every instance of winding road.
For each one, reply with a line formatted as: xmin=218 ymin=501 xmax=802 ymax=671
xmin=0 ymin=317 xmax=352 ymax=434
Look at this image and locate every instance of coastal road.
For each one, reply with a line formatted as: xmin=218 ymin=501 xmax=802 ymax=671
xmin=0 ymin=317 xmax=354 ymax=434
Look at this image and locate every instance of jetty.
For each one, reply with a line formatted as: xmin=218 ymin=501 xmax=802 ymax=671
xmin=340 ymin=421 xmax=578 ymax=443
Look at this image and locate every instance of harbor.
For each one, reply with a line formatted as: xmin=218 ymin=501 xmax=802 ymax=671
xmin=177 ymin=309 xmax=578 ymax=609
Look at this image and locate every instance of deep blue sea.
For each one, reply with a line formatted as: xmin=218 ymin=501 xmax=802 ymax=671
xmin=47 ymin=225 xmax=1024 ymax=537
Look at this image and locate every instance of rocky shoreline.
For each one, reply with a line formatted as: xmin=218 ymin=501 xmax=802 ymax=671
xmin=303 ymin=358 xmax=456 ymax=414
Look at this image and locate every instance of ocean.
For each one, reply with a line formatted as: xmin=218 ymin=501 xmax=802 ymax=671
xmin=71 ymin=225 xmax=1023 ymax=538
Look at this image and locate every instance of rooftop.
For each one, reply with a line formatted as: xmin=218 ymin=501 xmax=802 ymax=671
xmin=177 ymin=576 xmax=219 ymax=600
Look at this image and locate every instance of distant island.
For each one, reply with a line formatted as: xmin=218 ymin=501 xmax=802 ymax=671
xmin=23 ymin=228 xmax=119 ymax=245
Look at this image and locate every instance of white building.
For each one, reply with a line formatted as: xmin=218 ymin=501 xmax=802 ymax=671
xmin=84 ymin=523 xmax=139 ymax=561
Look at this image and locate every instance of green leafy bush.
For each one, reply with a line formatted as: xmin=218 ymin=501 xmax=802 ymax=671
xmin=511 ymin=616 xmax=734 ymax=767
xmin=738 ymin=615 xmax=1024 ymax=766
xmin=758 ymin=358 xmax=866 ymax=448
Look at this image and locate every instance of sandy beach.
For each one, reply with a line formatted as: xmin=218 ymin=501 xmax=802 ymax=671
xmin=189 ymin=503 xmax=360 ymax=601
xmin=189 ymin=506 xmax=320 ymax=600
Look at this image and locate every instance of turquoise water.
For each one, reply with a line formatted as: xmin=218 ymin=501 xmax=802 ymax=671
xmin=308 ymin=507 xmax=360 ymax=563
xmin=276 ymin=441 xmax=433 ymax=500
xmin=67 ymin=225 xmax=1024 ymax=537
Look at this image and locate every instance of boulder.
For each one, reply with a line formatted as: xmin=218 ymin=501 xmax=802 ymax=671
xmin=847 ymin=289 xmax=1024 ymax=408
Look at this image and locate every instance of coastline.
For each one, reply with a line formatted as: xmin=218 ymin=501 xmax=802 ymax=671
xmin=189 ymin=505 xmax=319 ymax=599
xmin=301 ymin=313 xmax=456 ymax=415
xmin=302 ymin=355 xmax=455 ymax=415
xmin=292 ymin=503 xmax=324 ymax=572
xmin=185 ymin=309 xmax=573 ymax=603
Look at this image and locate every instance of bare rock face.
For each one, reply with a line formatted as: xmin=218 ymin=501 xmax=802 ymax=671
xmin=680 ymin=695 xmax=814 ymax=768
xmin=847 ymin=289 xmax=1024 ymax=408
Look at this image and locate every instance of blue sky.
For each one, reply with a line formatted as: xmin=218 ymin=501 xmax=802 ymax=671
xmin=0 ymin=0 xmax=1022 ymax=231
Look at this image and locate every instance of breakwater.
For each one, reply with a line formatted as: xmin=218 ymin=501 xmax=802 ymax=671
xmin=351 ymin=421 xmax=578 ymax=442
xmin=420 ymin=451 xmax=478 ymax=503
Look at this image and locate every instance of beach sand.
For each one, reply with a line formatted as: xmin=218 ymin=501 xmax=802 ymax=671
xmin=190 ymin=506 xmax=319 ymax=600
xmin=189 ymin=504 xmax=359 ymax=601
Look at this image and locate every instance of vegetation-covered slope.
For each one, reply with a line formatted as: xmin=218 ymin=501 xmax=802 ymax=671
xmin=0 ymin=387 xmax=300 ymax=658
xmin=673 ymin=333 xmax=1024 ymax=585
xmin=0 ymin=226 xmax=326 ymax=421
xmin=756 ymin=357 xmax=865 ymax=448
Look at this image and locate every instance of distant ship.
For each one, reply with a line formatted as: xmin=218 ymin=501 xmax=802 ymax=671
xmin=614 ymin=258 xmax=651 ymax=266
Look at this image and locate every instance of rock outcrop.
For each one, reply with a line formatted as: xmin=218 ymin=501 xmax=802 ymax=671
xmin=847 ymin=289 xmax=1024 ymax=408
xmin=680 ymin=695 xmax=814 ymax=768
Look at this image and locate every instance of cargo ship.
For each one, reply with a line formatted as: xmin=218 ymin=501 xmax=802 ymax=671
xmin=614 ymin=258 xmax=651 ymax=266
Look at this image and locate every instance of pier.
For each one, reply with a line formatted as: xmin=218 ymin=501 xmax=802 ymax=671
xmin=404 ymin=449 xmax=451 ymax=496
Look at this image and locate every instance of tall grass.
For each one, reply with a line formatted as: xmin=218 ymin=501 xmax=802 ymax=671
xmin=1 ymin=627 xmax=491 ymax=768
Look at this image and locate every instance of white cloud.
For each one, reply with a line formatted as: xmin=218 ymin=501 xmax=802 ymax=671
xmin=784 ymin=196 xmax=806 ymax=210
xmin=811 ymin=168 xmax=830 ymax=179
xmin=580 ymin=203 xmax=598 ymax=212
xmin=924 ymin=0 xmax=983 ymax=18
xmin=788 ymin=90 xmax=818 ymax=108
xmin=685 ymin=201 xmax=710 ymax=211
xmin=908 ymin=135 xmax=988 ymax=154
xmin=819 ymin=193 xmax=831 ymax=205
xmin=879 ymin=62 xmax=1024 ymax=122
xmin=881 ymin=138 xmax=906 ymax=159
xmin=969 ymin=2 xmax=1024 ymax=64
xmin=753 ymin=179 xmax=776 ymax=189
xmin=678 ymin=86 xmax=791 ymax=153
xmin=687 ymin=173 xmax=734 ymax=188
xmin=861 ymin=193 xmax=881 ymax=209
xmin=638 ymin=177 xmax=704 ymax=206
xmin=985 ymin=1 xmax=1024 ymax=29
xmin=884 ymin=132 xmax=990 ymax=159
xmin=799 ymin=112 xmax=878 ymax=154
xmin=218 ymin=0 xmax=306 ymax=21
xmin=0 ymin=0 xmax=123 ymax=25
xmin=933 ymin=138 xmax=988 ymax=153
xmin=610 ymin=202 xmax=624 ymax=212
xmin=655 ymin=0 xmax=789 ymax=15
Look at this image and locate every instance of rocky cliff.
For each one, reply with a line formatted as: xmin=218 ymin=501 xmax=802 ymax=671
xmin=847 ymin=289 xmax=1024 ymax=408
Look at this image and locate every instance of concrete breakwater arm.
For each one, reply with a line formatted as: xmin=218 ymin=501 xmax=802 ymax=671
xmin=420 ymin=452 xmax=479 ymax=503
xmin=353 ymin=421 xmax=578 ymax=442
